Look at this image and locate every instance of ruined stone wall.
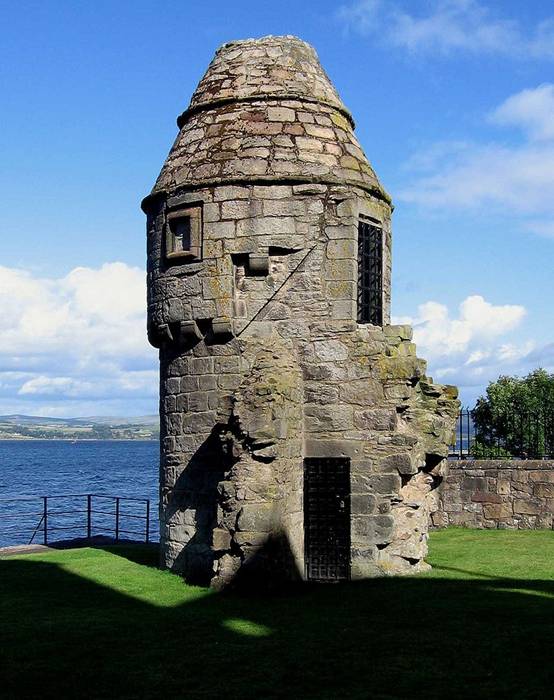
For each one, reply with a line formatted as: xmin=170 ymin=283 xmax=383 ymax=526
xmin=434 ymin=461 xmax=554 ymax=529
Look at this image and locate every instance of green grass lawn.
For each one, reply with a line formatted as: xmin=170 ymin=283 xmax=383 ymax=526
xmin=1 ymin=529 xmax=553 ymax=699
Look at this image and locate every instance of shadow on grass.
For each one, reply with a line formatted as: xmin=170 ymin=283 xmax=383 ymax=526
xmin=431 ymin=564 xmax=522 ymax=579
xmin=1 ymin=551 xmax=553 ymax=700
xmin=95 ymin=542 xmax=160 ymax=568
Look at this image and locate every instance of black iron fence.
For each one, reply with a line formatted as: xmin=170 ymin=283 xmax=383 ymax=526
xmin=449 ymin=408 xmax=554 ymax=460
xmin=0 ymin=494 xmax=151 ymax=548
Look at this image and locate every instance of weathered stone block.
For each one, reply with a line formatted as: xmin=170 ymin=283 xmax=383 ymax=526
xmin=471 ymin=491 xmax=502 ymax=504
xmin=205 ymin=221 xmax=235 ymax=238
xmin=529 ymin=470 xmax=554 ymax=483
xmin=304 ymin=404 xmax=353 ymax=432
xmin=213 ymin=185 xmax=250 ymax=201
xmin=513 ymin=498 xmax=544 ymax=515
xmin=339 ymin=379 xmax=384 ymax=406
xmin=330 ymin=300 xmax=357 ymax=319
xmin=236 ymin=503 xmax=276 ymax=532
xmin=462 ymin=476 xmax=487 ymax=491
xmin=483 ymin=503 xmax=513 ymax=519
xmin=212 ymin=528 xmax=232 ymax=551
xmin=254 ymin=185 xmax=293 ymax=198
xmin=304 ymin=383 xmax=339 ymax=404
xmin=326 ymin=239 xmax=356 ymax=259
xmin=368 ymin=474 xmax=402 ymax=496
xmin=535 ymin=513 xmax=553 ymax=528
xmin=379 ymin=453 xmax=416 ymax=475
xmin=198 ymin=375 xmax=217 ymax=391
xmin=182 ymin=411 xmax=217 ymax=433
xmin=352 ymin=515 xmax=394 ymax=545
xmin=233 ymin=531 xmax=269 ymax=547
xmin=350 ymin=494 xmax=376 ymax=514
xmin=304 ymin=439 xmax=364 ymax=460
xmin=312 ymin=339 xmax=348 ymax=361
xmin=534 ymin=482 xmax=554 ymax=498
xmin=351 ymin=552 xmax=381 ymax=579
xmin=221 ymin=200 xmax=263 ymax=220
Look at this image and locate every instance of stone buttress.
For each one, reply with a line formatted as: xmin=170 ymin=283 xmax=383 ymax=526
xmin=142 ymin=36 xmax=459 ymax=587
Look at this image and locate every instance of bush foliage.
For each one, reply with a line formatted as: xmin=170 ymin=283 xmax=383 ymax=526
xmin=471 ymin=369 xmax=554 ymax=458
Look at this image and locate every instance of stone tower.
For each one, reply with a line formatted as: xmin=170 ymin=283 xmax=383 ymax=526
xmin=143 ymin=35 xmax=459 ymax=587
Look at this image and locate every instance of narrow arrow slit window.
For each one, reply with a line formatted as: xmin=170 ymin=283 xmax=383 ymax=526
xmin=357 ymin=219 xmax=383 ymax=326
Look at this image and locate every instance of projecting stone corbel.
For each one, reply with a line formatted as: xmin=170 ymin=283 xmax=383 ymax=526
xmin=211 ymin=316 xmax=234 ymax=342
xmin=147 ymin=322 xmax=173 ymax=349
xmin=177 ymin=320 xmax=203 ymax=346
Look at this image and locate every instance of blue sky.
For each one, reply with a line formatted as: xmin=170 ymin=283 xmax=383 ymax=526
xmin=1 ymin=0 xmax=553 ymax=416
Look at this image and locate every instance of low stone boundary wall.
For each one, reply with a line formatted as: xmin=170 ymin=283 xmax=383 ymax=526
xmin=434 ymin=460 xmax=554 ymax=529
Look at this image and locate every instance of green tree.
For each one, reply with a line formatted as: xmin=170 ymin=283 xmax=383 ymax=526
xmin=471 ymin=369 xmax=554 ymax=458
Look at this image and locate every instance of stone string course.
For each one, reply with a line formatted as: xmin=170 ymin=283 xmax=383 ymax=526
xmin=434 ymin=461 xmax=554 ymax=529
xmin=144 ymin=35 xmax=459 ymax=587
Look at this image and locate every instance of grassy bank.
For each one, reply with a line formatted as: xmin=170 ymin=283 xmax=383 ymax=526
xmin=1 ymin=529 xmax=553 ymax=699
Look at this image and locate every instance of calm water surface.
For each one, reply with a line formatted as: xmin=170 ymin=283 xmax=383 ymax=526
xmin=0 ymin=440 xmax=159 ymax=547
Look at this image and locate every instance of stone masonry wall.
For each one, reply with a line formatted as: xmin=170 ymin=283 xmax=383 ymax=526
xmin=434 ymin=460 xmax=554 ymax=529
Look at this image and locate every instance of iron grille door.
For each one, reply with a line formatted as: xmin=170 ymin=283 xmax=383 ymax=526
xmin=357 ymin=220 xmax=383 ymax=326
xmin=304 ymin=457 xmax=351 ymax=582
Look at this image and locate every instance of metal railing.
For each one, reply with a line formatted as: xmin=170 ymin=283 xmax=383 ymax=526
xmin=449 ymin=408 xmax=554 ymax=460
xmin=0 ymin=494 xmax=151 ymax=548
xmin=449 ymin=409 xmax=474 ymax=459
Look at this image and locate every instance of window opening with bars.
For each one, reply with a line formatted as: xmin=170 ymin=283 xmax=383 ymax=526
xmin=357 ymin=219 xmax=383 ymax=326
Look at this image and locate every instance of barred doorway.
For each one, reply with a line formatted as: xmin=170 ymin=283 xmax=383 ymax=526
xmin=303 ymin=457 xmax=351 ymax=581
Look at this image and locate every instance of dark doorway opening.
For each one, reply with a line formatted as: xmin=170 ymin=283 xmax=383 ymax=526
xmin=304 ymin=457 xmax=351 ymax=581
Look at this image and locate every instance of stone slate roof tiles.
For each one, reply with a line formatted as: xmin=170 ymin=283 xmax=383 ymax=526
xmin=148 ymin=36 xmax=390 ymax=205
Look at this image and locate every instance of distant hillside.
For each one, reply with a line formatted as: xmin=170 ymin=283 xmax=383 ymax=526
xmin=0 ymin=415 xmax=159 ymax=440
xmin=80 ymin=415 xmax=159 ymax=426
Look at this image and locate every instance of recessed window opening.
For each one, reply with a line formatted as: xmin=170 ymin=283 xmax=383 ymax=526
xmin=166 ymin=205 xmax=202 ymax=262
xmin=171 ymin=217 xmax=192 ymax=252
xmin=357 ymin=219 xmax=383 ymax=326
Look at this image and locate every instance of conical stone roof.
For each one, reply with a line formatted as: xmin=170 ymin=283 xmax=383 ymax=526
xmin=147 ymin=36 xmax=390 ymax=205
xmin=185 ymin=35 xmax=349 ymax=119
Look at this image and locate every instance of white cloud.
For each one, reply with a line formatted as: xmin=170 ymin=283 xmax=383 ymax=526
xmin=18 ymin=377 xmax=92 ymax=396
xmin=63 ymin=263 xmax=146 ymax=322
xmin=490 ymin=84 xmax=554 ymax=141
xmin=338 ymin=0 xmax=554 ymax=58
xmin=0 ymin=263 xmax=157 ymax=416
xmin=401 ymin=295 xmax=526 ymax=359
xmin=394 ymin=139 xmax=554 ymax=213
xmin=525 ymin=220 xmax=554 ymax=239
xmin=394 ymin=294 xmax=553 ymax=403
xmin=398 ymin=85 xmax=554 ymax=234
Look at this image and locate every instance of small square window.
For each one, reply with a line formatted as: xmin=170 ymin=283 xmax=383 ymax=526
xmin=166 ymin=205 xmax=202 ymax=262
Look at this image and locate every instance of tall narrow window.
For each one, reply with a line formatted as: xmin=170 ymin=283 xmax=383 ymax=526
xmin=357 ymin=219 xmax=383 ymax=326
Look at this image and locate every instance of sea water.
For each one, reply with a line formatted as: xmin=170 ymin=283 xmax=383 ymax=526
xmin=0 ymin=440 xmax=159 ymax=547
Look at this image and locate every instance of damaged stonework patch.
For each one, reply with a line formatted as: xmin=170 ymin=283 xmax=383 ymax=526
xmin=212 ymin=336 xmax=304 ymax=588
